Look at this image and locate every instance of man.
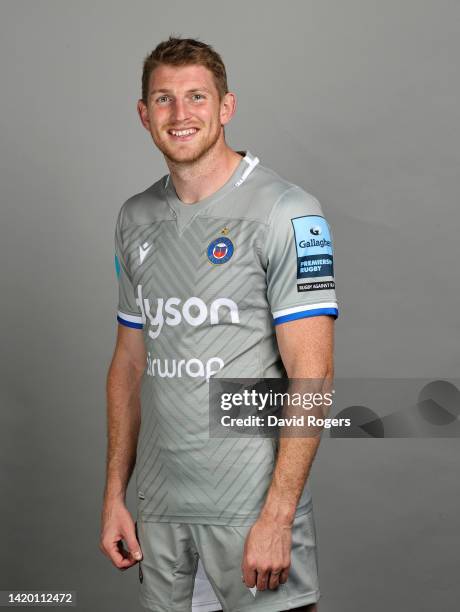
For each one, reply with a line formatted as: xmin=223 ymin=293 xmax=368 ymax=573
xmin=100 ymin=36 xmax=338 ymax=612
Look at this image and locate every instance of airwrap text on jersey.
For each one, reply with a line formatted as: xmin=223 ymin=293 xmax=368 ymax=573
xmin=114 ymin=151 xmax=339 ymax=525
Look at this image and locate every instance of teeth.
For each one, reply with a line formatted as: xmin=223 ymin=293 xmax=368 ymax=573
xmin=170 ymin=128 xmax=197 ymax=136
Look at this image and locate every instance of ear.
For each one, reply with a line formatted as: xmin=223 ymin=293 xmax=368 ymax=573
xmin=220 ymin=92 xmax=237 ymax=126
xmin=137 ymin=99 xmax=151 ymax=132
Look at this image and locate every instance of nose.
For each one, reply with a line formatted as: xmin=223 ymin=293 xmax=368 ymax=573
xmin=171 ymin=98 xmax=190 ymax=123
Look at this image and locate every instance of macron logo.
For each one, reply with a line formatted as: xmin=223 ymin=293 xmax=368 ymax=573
xmin=139 ymin=241 xmax=152 ymax=264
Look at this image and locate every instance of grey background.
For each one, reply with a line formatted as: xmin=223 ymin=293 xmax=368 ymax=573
xmin=1 ymin=0 xmax=459 ymax=610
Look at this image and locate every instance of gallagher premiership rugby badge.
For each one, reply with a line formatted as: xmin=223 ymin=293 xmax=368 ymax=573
xmin=291 ymin=215 xmax=334 ymax=278
xmin=207 ymin=236 xmax=234 ymax=264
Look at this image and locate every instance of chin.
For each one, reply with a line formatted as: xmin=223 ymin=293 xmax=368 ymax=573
xmin=166 ymin=151 xmax=201 ymax=164
xmin=163 ymin=144 xmax=211 ymax=165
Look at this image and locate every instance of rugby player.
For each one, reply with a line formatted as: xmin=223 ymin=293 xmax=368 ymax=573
xmin=100 ymin=36 xmax=338 ymax=612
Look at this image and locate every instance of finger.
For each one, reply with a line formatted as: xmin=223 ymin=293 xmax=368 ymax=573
xmin=105 ymin=539 xmax=137 ymax=569
xmin=279 ymin=567 xmax=289 ymax=584
xmin=116 ymin=540 xmax=138 ymax=568
xmin=268 ymin=570 xmax=281 ymax=590
xmin=99 ymin=536 xmax=123 ymax=563
xmin=256 ymin=569 xmax=270 ymax=591
xmin=241 ymin=565 xmax=257 ymax=588
xmin=241 ymin=556 xmax=257 ymax=588
xmin=125 ymin=528 xmax=143 ymax=561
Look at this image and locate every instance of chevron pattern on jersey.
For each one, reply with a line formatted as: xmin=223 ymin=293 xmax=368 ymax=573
xmin=115 ymin=154 xmax=337 ymax=524
xmin=121 ymin=215 xmax=284 ymax=524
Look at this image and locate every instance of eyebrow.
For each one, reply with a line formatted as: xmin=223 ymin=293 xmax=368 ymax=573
xmin=149 ymin=87 xmax=212 ymax=97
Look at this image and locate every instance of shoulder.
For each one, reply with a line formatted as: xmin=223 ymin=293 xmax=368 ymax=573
xmin=233 ymin=160 xmax=323 ymax=224
xmin=116 ymin=176 xmax=172 ymax=228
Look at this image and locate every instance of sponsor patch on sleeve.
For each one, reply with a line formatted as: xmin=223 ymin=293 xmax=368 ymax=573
xmin=297 ymin=280 xmax=336 ymax=292
xmin=291 ymin=215 xmax=334 ymax=279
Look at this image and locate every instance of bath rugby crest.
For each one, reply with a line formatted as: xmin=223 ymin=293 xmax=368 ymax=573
xmin=207 ymin=236 xmax=234 ymax=264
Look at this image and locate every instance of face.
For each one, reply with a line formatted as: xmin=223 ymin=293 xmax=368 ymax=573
xmin=138 ymin=64 xmax=236 ymax=164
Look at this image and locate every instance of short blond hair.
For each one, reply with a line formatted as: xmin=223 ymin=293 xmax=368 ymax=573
xmin=141 ymin=36 xmax=229 ymax=103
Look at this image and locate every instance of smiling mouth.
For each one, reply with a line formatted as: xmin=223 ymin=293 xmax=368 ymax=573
xmin=167 ymin=128 xmax=200 ymax=141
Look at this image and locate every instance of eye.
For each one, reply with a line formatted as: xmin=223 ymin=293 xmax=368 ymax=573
xmin=192 ymin=93 xmax=205 ymax=101
xmin=156 ymin=95 xmax=170 ymax=104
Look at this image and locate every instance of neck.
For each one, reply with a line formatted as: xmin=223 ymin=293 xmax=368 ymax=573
xmin=165 ymin=140 xmax=244 ymax=204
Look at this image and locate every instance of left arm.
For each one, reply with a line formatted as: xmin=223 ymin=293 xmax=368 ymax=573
xmin=241 ymin=315 xmax=334 ymax=591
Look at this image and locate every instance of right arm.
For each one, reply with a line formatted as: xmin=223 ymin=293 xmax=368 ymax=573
xmin=99 ymin=324 xmax=146 ymax=569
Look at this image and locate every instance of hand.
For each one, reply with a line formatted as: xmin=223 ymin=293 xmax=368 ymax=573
xmin=99 ymin=498 xmax=143 ymax=570
xmin=241 ymin=515 xmax=292 ymax=591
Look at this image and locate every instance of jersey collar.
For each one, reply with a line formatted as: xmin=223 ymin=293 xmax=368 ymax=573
xmin=164 ymin=151 xmax=260 ymax=234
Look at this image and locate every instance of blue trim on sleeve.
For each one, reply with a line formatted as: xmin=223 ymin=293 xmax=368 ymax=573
xmin=117 ymin=315 xmax=144 ymax=329
xmin=114 ymin=254 xmax=121 ymax=278
xmin=274 ymin=307 xmax=339 ymax=325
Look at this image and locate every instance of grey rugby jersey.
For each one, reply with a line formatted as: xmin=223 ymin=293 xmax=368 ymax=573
xmin=114 ymin=151 xmax=338 ymax=524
